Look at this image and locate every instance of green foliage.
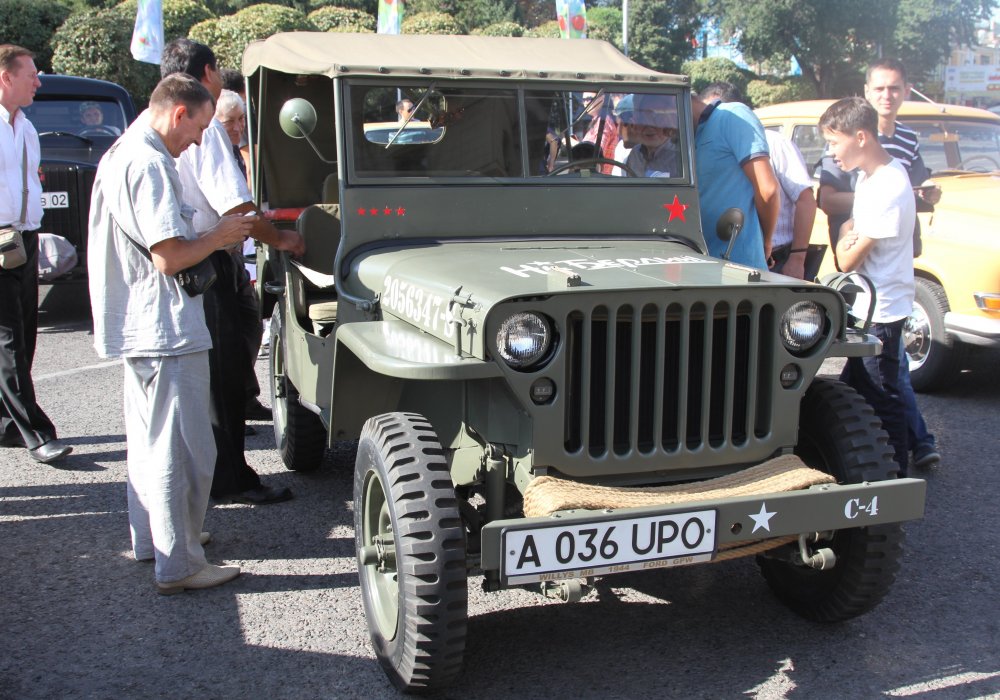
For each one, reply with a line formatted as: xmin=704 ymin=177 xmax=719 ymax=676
xmin=308 ymin=6 xmax=375 ymax=32
xmin=0 ymin=0 xmax=72 ymax=73
xmin=189 ymin=3 xmax=313 ymax=70
xmin=516 ymin=0 xmax=554 ymax=28
xmin=51 ymin=9 xmax=161 ymax=105
xmin=401 ymin=11 xmax=464 ymax=35
xmin=626 ymin=0 xmax=702 ymax=74
xmin=115 ymin=0 xmax=216 ymax=40
xmin=524 ymin=20 xmax=561 ymax=38
xmin=745 ymin=77 xmax=817 ymax=108
xmin=406 ymin=0 xmax=459 ymax=15
xmin=308 ymin=0 xmax=377 ymax=12
xmin=454 ymin=0 xmax=518 ymax=32
xmin=700 ymin=0 xmax=994 ymax=97
xmin=681 ymin=57 xmax=748 ymax=95
xmin=586 ymin=7 xmax=623 ymax=50
xmin=472 ymin=21 xmax=525 ymax=37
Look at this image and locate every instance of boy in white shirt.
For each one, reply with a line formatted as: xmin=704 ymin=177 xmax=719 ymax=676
xmin=820 ymin=97 xmax=915 ymax=474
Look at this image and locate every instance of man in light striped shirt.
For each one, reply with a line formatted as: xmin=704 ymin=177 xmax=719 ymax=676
xmin=818 ymin=58 xmax=941 ymax=472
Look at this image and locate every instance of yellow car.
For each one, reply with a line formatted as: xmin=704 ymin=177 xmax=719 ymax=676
xmin=757 ymin=100 xmax=1000 ymax=391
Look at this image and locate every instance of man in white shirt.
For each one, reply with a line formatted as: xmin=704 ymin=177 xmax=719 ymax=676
xmin=0 ymin=45 xmax=71 ymax=464
xmin=161 ymin=39 xmax=304 ymax=505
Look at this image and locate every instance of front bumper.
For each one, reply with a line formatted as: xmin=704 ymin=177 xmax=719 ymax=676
xmin=481 ymin=478 xmax=925 ymax=584
xmin=945 ymin=311 xmax=1000 ymax=348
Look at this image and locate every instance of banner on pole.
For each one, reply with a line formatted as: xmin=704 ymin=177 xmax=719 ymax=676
xmin=378 ymin=0 xmax=405 ymax=35
xmin=131 ymin=0 xmax=164 ymax=65
xmin=556 ymin=0 xmax=587 ymax=39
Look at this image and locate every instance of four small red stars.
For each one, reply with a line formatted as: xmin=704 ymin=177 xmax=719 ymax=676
xmin=663 ymin=195 xmax=688 ymax=223
xmin=356 ymin=207 xmax=406 ymax=216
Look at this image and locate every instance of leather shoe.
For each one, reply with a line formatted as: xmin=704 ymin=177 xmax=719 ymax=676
xmin=156 ymin=563 xmax=241 ymax=595
xmin=229 ymin=484 xmax=293 ymax=505
xmin=245 ymin=399 xmax=272 ymax=421
xmin=28 ymin=439 xmax=72 ymax=464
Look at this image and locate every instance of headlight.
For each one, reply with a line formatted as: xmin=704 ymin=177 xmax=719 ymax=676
xmin=780 ymin=301 xmax=824 ymax=354
xmin=496 ymin=312 xmax=552 ymax=369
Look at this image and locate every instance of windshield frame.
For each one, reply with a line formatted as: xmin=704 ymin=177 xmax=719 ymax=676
xmin=342 ymin=78 xmax=693 ymax=186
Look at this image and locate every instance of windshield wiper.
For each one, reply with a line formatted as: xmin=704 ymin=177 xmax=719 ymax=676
xmin=386 ymin=83 xmax=437 ymax=149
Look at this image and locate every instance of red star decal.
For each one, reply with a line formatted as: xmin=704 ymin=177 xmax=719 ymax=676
xmin=396 ymin=207 xmax=406 ymax=216
xmin=357 ymin=208 xmax=366 ymax=216
xmin=369 ymin=208 xmax=379 ymax=216
xmin=663 ymin=195 xmax=688 ymax=223
xmin=383 ymin=207 xmax=392 ymax=215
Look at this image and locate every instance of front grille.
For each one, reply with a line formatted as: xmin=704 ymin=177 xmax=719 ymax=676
xmin=39 ymin=165 xmax=94 ymax=255
xmin=564 ymin=299 xmax=774 ymax=458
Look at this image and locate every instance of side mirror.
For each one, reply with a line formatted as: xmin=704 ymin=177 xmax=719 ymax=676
xmin=715 ymin=208 xmax=744 ymax=261
xmin=276 ymin=98 xmax=335 ymax=164
xmin=279 ymin=98 xmax=317 ymax=139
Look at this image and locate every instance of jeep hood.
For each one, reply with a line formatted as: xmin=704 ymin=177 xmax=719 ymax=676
xmin=350 ymin=238 xmax=788 ymax=355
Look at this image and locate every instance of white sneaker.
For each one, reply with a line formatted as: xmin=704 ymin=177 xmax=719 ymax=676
xmin=156 ymin=563 xmax=241 ymax=595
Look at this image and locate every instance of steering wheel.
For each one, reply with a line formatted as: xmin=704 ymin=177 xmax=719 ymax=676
xmin=953 ymin=154 xmax=1000 ymax=172
xmin=546 ymin=156 xmax=638 ymax=178
xmin=79 ymin=125 xmax=119 ymax=138
xmin=38 ymin=130 xmax=94 ymax=145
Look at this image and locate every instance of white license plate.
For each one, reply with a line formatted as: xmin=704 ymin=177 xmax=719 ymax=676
xmin=502 ymin=509 xmax=716 ymax=585
xmin=41 ymin=191 xmax=69 ymax=209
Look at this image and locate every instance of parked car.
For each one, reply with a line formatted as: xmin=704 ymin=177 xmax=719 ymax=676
xmin=23 ymin=74 xmax=137 ymax=278
xmin=756 ymin=99 xmax=1000 ymax=392
xmin=245 ymin=33 xmax=925 ymax=693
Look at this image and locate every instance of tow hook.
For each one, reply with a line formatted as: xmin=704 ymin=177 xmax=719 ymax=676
xmin=796 ymin=532 xmax=836 ymax=570
xmin=540 ymin=578 xmax=591 ymax=603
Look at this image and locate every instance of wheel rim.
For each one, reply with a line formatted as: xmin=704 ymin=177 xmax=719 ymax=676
xmin=270 ymin=325 xmax=288 ymax=441
xmin=904 ymin=302 xmax=931 ymax=370
xmin=362 ymin=469 xmax=399 ymax=640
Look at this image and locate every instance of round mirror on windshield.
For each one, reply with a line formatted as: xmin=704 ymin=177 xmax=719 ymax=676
xmin=279 ymin=98 xmax=317 ymax=139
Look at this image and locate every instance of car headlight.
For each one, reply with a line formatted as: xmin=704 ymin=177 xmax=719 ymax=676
xmin=780 ymin=301 xmax=824 ymax=354
xmin=496 ymin=312 xmax=552 ymax=369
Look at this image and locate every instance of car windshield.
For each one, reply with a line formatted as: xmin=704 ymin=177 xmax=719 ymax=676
xmin=908 ymin=118 xmax=1000 ymax=173
xmin=347 ymin=82 xmax=687 ymax=181
xmin=23 ymin=97 xmax=127 ymax=140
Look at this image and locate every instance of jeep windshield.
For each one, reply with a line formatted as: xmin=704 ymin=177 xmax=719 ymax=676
xmin=347 ymin=82 xmax=689 ymax=182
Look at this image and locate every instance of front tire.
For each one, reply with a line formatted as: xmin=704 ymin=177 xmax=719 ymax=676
xmin=354 ymin=412 xmax=467 ymax=693
xmin=270 ymin=306 xmax=326 ymax=471
xmin=906 ymin=278 xmax=963 ymax=393
xmin=757 ymin=378 xmax=905 ymax=622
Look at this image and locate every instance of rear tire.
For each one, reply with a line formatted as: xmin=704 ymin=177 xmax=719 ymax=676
xmin=906 ymin=278 xmax=963 ymax=393
xmin=757 ymin=378 xmax=905 ymax=622
xmin=270 ymin=307 xmax=326 ymax=471
xmin=354 ymin=412 xmax=467 ymax=693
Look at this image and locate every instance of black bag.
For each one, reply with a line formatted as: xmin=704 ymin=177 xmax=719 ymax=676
xmin=173 ymin=256 xmax=217 ymax=297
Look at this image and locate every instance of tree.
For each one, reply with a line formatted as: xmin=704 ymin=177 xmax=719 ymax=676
xmin=587 ymin=7 xmax=624 ymax=51
xmin=189 ymin=3 xmax=313 ymax=70
xmin=626 ymin=0 xmax=702 ymax=73
xmin=681 ymin=56 xmax=749 ymax=95
xmin=0 ymin=0 xmax=72 ymax=73
xmin=700 ymin=0 xmax=995 ymax=97
xmin=401 ymin=11 xmax=464 ymax=35
xmin=308 ymin=6 xmax=375 ymax=33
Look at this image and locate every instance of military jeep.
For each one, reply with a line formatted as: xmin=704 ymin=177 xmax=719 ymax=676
xmin=243 ymin=33 xmax=926 ymax=693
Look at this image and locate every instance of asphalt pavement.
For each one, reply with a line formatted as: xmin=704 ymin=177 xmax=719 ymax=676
xmin=1 ymin=280 xmax=998 ymax=700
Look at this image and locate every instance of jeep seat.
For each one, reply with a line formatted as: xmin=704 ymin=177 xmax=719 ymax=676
xmin=291 ymin=203 xmax=341 ymax=335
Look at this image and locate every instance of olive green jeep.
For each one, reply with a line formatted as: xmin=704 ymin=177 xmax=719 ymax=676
xmin=243 ymin=33 xmax=926 ymax=693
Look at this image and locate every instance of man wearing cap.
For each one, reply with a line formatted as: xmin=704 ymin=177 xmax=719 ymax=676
xmin=624 ymin=94 xmax=679 ymax=178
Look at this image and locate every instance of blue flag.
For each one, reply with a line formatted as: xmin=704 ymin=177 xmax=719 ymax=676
xmin=131 ymin=0 xmax=164 ymax=65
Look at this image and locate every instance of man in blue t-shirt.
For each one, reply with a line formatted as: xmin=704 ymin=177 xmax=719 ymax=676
xmin=690 ymin=93 xmax=779 ymax=270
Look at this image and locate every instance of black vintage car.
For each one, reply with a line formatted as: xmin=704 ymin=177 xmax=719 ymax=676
xmin=23 ymin=74 xmax=137 ymax=277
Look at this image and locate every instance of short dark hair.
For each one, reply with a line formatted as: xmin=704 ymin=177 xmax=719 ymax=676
xmin=160 ymin=38 xmax=216 ymax=82
xmin=0 ymin=44 xmax=34 ymax=74
xmin=866 ymin=58 xmax=908 ymax=85
xmin=149 ymin=73 xmax=215 ymax=115
xmin=819 ymin=96 xmax=878 ymax=137
xmin=700 ymin=81 xmax=745 ymax=105
xmin=219 ymin=68 xmax=244 ymax=93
